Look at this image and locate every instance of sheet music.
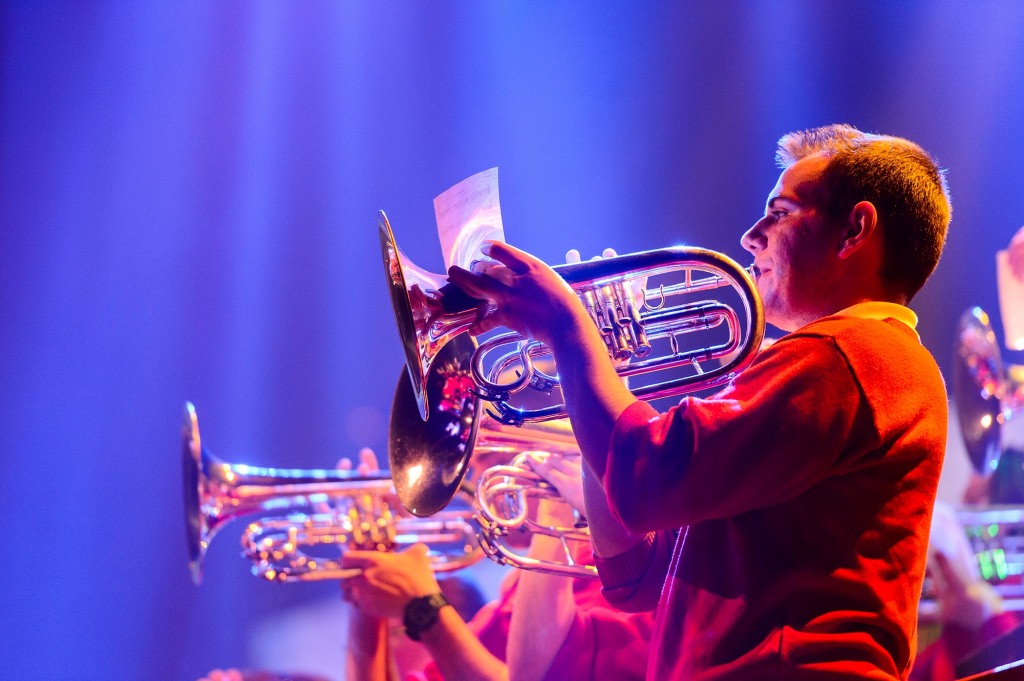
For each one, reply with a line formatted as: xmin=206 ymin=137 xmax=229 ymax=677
xmin=997 ymin=249 xmax=1024 ymax=350
xmin=434 ymin=167 xmax=505 ymax=270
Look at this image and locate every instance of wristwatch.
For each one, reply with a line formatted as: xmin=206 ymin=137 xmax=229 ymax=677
xmin=402 ymin=592 xmax=451 ymax=641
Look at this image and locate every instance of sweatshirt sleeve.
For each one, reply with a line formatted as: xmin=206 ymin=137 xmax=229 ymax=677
xmin=603 ymin=334 xmax=874 ymax=532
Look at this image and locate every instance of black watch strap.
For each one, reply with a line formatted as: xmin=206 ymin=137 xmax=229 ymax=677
xmin=403 ymin=592 xmax=451 ymax=641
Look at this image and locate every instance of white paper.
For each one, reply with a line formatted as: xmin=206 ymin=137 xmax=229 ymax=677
xmin=433 ymin=167 xmax=505 ymax=270
xmin=996 ymin=250 xmax=1024 ymax=351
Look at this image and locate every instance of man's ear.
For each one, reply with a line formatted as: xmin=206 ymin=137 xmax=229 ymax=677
xmin=837 ymin=200 xmax=878 ymax=259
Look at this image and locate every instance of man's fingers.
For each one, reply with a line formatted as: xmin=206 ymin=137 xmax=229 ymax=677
xmin=359 ymin=447 xmax=379 ymax=472
xmin=447 ymin=266 xmax=492 ymax=298
xmin=403 ymin=542 xmax=430 ymax=558
xmin=524 ymin=452 xmax=569 ymax=486
xmin=470 ymin=259 xmax=516 ymax=286
xmin=480 ymin=240 xmax=534 ymax=274
xmin=524 ymin=450 xmax=576 ymax=475
xmin=341 ymin=550 xmax=382 ymax=569
xmin=544 ymin=453 xmax=578 ymax=474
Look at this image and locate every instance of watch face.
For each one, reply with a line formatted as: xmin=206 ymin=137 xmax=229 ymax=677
xmin=403 ymin=593 xmax=449 ymax=640
xmin=408 ymin=598 xmax=435 ymax=626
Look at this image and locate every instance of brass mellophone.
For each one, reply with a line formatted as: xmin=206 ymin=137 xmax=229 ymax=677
xmin=380 ymin=210 xmax=765 ymax=424
xmin=379 ymin=210 xmax=766 ymax=518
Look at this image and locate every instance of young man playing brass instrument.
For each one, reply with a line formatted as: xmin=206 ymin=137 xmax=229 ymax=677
xmin=448 ymin=124 xmax=952 ymax=680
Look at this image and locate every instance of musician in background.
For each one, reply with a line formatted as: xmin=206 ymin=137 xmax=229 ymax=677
xmin=909 ymin=501 xmax=1020 ymax=681
xmin=340 ymin=449 xmax=652 ymax=681
xmin=449 ymin=124 xmax=952 ymax=679
xmin=909 ymin=225 xmax=1024 ymax=675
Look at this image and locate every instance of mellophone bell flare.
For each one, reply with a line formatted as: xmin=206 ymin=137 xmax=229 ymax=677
xmin=953 ymin=306 xmax=1024 ymax=474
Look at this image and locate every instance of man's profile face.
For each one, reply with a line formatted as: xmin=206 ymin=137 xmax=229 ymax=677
xmin=741 ymin=154 xmax=848 ymax=332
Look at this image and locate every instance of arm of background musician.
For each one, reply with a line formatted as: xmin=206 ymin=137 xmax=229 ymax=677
xmin=344 ymin=607 xmax=397 ymax=681
xmin=505 ymin=523 xmax=577 ymax=681
xmin=338 ymin=448 xmax=402 ymax=681
xmin=415 ymin=606 xmax=508 ymax=681
xmin=505 ymin=451 xmax=585 ymax=681
xmin=341 ymin=545 xmax=508 ymax=681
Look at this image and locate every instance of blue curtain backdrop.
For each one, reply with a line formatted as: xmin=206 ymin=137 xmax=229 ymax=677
xmin=2 ymin=2 xmax=1024 ymax=679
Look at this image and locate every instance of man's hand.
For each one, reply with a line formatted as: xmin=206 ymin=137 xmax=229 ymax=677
xmin=447 ymin=241 xmax=587 ymax=349
xmin=340 ymin=543 xmax=441 ymax=620
xmin=337 ymin=447 xmax=381 ymax=475
xmin=928 ymin=501 xmax=1004 ymax=630
xmin=521 ymin=450 xmax=585 ymax=518
xmin=931 ymin=551 xmax=1003 ymax=630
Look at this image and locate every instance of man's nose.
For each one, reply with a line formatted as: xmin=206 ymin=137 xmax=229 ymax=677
xmin=741 ymin=219 xmax=766 ymax=253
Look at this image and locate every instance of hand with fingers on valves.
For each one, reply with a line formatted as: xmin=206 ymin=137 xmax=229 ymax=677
xmin=476 ymin=447 xmax=589 ymax=567
xmin=449 ymin=241 xmax=587 ymax=351
xmin=448 ymin=242 xmax=640 ymax=430
xmin=454 ymin=241 xmax=650 ymax=364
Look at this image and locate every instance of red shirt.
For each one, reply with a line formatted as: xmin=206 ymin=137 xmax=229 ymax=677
xmin=414 ymin=568 xmax=653 ymax=681
xmin=600 ymin=311 xmax=948 ymax=680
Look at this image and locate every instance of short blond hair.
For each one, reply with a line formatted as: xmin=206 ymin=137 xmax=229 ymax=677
xmin=777 ymin=124 xmax=951 ymax=301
